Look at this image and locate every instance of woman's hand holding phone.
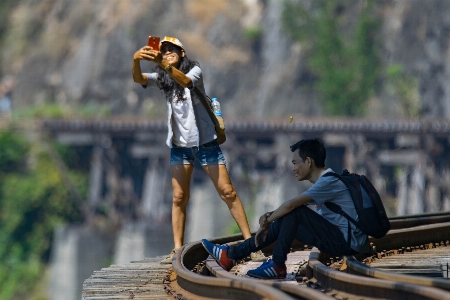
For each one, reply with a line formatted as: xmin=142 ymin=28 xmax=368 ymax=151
xmin=147 ymin=36 xmax=160 ymax=51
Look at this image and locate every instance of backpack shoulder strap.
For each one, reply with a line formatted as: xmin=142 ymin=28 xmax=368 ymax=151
xmin=322 ymin=171 xmax=360 ymax=228
xmin=193 ymin=86 xmax=212 ymax=109
xmin=193 ymin=86 xmax=220 ymax=128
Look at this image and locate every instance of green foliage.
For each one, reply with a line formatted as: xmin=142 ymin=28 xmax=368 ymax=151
xmin=224 ymin=220 xmax=242 ymax=235
xmin=282 ymin=0 xmax=381 ymax=116
xmin=12 ymin=102 xmax=112 ymax=121
xmin=244 ymin=26 xmax=262 ymax=41
xmin=386 ymin=64 xmax=421 ymax=117
xmin=0 ymin=130 xmax=28 ymax=173
xmin=14 ymin=103 xmax=67 ymax=119
xmin=0 ymin=128 xmax=86 ymax=299
xmin=75 ymin=103 xmax=112 ymax=119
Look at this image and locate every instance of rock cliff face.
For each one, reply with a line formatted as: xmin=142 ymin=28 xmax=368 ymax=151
xmin=378 ymin=0 xmax=450 ymax=118
xmin=2 ymin=0 xmax=450 ymax=119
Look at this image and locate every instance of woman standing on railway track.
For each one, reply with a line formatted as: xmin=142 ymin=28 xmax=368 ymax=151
xmin=132 ymin=36 xmax=265 ymax=264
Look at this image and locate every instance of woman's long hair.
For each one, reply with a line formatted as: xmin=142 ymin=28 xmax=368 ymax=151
xmin=154 ymin=50 xmax=199 ymax=102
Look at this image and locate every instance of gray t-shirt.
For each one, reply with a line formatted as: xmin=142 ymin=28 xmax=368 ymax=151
xmin=303 ymin=169 xmax=370 ymax=253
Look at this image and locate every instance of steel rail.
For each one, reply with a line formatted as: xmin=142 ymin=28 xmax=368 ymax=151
xmin=309 ymin=248 xmax=450 ymax=300
xmin=390 ymin=215 xmax=450 ymax=230
xmin=171 ymin=213 xmax=450 ymax=299
xmin=344 ymin=256 xmax=450 ymax=292
xmin=368 ymin=221 xmax=450 ymax=254
xmin=389 ymin=211 xmax=450 ymax=230
xmin=172 ymin=235 xmax=294 ymax=300
xmin=344 ymin=222 xmax=450 ymax=292
xmin=389 ymin=211 xmax=450 ymax=220
xmin=203 ymin=242 xmax=333 ymax=300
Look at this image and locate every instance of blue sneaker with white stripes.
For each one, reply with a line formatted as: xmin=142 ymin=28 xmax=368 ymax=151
xmin=246 ymin=258 xmax=287 ymax=279
xmin=201 ymin=239 xmax=235 ymax=271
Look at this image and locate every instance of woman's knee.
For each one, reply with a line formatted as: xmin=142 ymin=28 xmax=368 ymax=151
xmin=172 ymin=190 xmax=189 ymax=206
xmin=218 ymin=184 xmax=237 ymax=202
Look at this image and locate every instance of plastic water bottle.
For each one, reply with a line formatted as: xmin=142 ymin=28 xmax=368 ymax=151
xmin=211 ymin=98 xmax=222 ymax=116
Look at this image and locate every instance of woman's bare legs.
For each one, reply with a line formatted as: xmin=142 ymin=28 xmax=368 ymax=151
xmin=171 ymin=164 xmax=194 ymax=249
xmin=203 ymin=164 xmax=252 ymax=240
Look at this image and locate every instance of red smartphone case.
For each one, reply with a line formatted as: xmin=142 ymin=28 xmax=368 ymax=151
xmin=148 ymin=36 xmax=160 ymax=51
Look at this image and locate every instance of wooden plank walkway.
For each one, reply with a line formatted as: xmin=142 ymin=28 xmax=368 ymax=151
xmin=82 ymin=257 xmax=172 ymax=300
xmin=82 ymin=248 xmax=313 ymax=299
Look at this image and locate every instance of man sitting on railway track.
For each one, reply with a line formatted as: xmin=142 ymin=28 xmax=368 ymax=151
xmin=202 ymin=138 xmax=371 ymax=279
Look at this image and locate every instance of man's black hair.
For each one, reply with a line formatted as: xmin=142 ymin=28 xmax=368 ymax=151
xmin=290 ymin=138 xmax=326 ymax=168
xmin=154 ymin=45 xmax=199 ymax=102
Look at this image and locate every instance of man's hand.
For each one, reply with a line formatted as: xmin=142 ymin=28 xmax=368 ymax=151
xmin=258 ymin=211 xmax=272 ymax=229
xmin=254 ymin=226 xmax=269 ymax=247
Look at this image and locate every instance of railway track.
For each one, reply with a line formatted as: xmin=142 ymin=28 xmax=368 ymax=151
xmin=81 ymin=212 xmax=450 ymax=299
xmin=344 ymin=223 xmax=450 ymax=291
xmin=168 ymin=214 xmax=450 ymax=300
xmin=389 ymin=211 xmax=450 ymax=230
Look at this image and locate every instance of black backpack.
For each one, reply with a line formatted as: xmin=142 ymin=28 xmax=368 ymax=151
xmin=323 ymin=169 xmax=390 ymax=239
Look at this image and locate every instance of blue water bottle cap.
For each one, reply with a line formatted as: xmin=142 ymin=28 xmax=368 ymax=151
xmin=212 ymin=97 xmax=217 ymax=101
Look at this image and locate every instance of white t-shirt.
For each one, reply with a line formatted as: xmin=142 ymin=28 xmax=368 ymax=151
xmin=170 ymin=88 xmax=199 ymax=147
xmin=143 ymin=66 xmax=216 ymax=147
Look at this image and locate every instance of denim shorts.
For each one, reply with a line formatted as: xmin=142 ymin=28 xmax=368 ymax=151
xmin=170 ymin=139 xmax=226 ymax=166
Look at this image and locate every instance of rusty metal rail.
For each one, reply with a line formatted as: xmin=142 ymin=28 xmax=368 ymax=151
xmin=389 ymin=211 xmax=450 ymax=230
xmin=309 ymin=248 xmax=450 ymax=300
xmin=171 ymin=213 xmax=450 ymax=299
xmin=345 ymin=255 xmax=450 ymax=292
xmin=390 ymin=211 xmax=450 ymax=220
xmin=368 ymin=221 xmax=450 ymax=254
xmin=81 ymin=211 xmax=450 ymax=299
xmin=309 ymin=222 xmax=450 ymax=299
xmin=201 ymin=241 xmax=332 ymax=300
xmin=343 ymin=222 xmax=450 ymax=292
xmin=171 ymin=235 xmax=297 ymax=300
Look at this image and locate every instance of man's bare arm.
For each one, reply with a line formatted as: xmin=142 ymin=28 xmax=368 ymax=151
xmin=266 ymin=194 xmax=313 ymax=224
xmin=255 ymin=194 xmax=313 ymax=246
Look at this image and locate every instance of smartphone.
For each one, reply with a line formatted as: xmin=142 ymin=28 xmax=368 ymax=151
xmin=147 ymin=36 xmax=160 ymax=51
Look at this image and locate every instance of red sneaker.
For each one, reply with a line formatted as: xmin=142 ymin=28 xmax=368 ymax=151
xmin=202 ymin=239 xmax=234 ymax=271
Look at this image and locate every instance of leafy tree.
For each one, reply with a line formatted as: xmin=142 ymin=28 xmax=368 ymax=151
xmin=0 ymin=130 xmax=28 ymax=173
xmin=386 ymin=64 xmax=421 ymax=117
xmin=0 ymin=128 xmax=86 ymax=299
xmin=282 ymin=0 xmax=380 ymax=116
